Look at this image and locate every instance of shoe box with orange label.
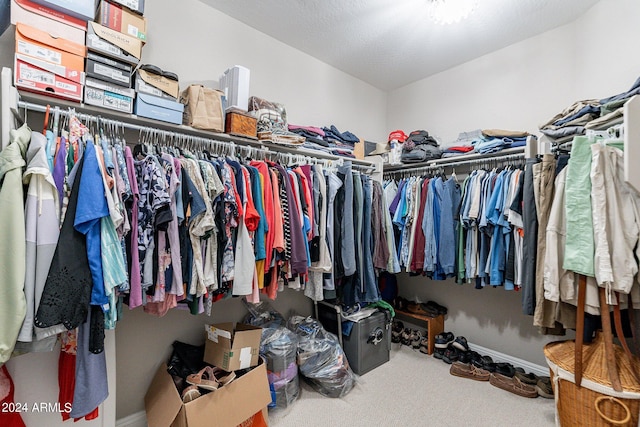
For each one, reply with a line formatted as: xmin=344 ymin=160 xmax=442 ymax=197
xmin=14 ymin=22 xmax=86 ymax=101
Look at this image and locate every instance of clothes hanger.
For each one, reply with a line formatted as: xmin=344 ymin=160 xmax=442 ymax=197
xmin=586 ymin=128 xmax=609 ymax=142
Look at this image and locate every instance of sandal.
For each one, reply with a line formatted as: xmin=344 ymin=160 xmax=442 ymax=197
xmin=489 ymin=373 xmax=538 ymax=398
xmin=181 ymin=385 xmax=201 ymax=403
xmin=186 ymin=366 xmax=220 ymax=391
xmin=213 ymin=368 xmax=236 ymax=386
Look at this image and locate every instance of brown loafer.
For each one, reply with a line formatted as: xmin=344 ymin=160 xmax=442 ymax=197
xmin=450 ymin=361 xmax=490 ymax=381
xmin=489 ymin=373 xmax=538 ymax=398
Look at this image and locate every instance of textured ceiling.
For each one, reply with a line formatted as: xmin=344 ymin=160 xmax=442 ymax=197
xmin=198 ymin=0 xmax=600 ymax=91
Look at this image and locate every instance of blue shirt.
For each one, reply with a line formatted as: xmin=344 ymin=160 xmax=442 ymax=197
xmin=74 ymin=142 xmax=110 ymax=310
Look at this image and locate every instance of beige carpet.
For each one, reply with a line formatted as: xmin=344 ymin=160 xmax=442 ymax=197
xmin=270 ymin=344 xmax=556 ymax=427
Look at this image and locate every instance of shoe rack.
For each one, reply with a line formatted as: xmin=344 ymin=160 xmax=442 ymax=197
xmin=394 ymin=310 xmax=444 ymax=355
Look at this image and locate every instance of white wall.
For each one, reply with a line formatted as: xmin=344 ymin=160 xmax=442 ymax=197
xmin=387 ymin=0 xmax=640 ymax=366
xmin=143 ymin=0 xmax=388 ymax=141
xmin=388 ymin=0 xmax=640 ymax=145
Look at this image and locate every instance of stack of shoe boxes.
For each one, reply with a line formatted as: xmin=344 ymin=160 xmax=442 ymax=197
xmin=11 ymin=0 xmax=94 ymax=102
xmin=84 ymin=0 xmax=145 ymax=113
xmin=132 ymin=64 xmax=183 ymax=125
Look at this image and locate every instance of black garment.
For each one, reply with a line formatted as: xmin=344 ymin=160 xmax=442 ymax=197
xmin=309 ymin=166 xmax=322 ymax=263
xmin=89 ymin=305 xmax=105 ymax=354
xmin=270 ymin=165 xmax=291 ymax=261
xmin=509 ymin=167 xmax=525 ymax=215
xmin=522 ymin=158 xmax=540 ymax=315
xmin=272 ymin=163 xmax=307 ymax=274
xmin=35 ymin=155 xmax=92 ymax=331
xmin=333 ymin=174 xmax=345 ymax=280
xmin=505 ymin=229 xmax=516 ymax=284
xmin=556 ymin=154 xmax=570 ymax=176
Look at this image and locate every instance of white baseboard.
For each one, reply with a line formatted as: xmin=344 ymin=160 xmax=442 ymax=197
xmin=468 ymin=342 xmax=549 ymax=378
xmin=116 ymin=411 xmax=146 ymax=427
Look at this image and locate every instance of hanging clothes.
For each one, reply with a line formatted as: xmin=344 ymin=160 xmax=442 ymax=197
xmin=16 ymin=131 xmax=60 ymax=354
xmin=385 ymin=164 xmax=525 ymax=288
xmin=0 ymin=125 xmax=30 ymax=365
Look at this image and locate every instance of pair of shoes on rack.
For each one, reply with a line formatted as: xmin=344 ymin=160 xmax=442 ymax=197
xmin=400 ymin=328 xmax=412 ymax=346
xmin=393 ymin=296 xmax=410 ymax=312
xmin=391 ymin=320 xmax=404 ymax=343
xmin=409 ymin=330 xmax=423 ymax=349
xmin=400 ymin=328 xmax=424 ymax=348
xmin=420 ymin=301 xmax=448 ymax=316
xmin=418 ymin=337 xmax=429 ymax=354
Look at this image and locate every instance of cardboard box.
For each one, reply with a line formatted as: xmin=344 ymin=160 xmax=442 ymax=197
xmin=86 ymin=20 xmax=140 ymax=65
xmin=84 ymin=77 xmax=134 ymax=113
xmin=135 ymin=74 xmax=175 ymax=100
xmin=144 ymin=358 xmax=271 ymax=427
xmin=134 ymin=93 xmax=184 ymax=125
xmin=15 ymin=56 xmax=83 ymax=101
xmin=225 ymin=109 xmax=257 ymax=139
xmin=16 ymin=52 xmax=85 ymax=86
xmin=28 ymin=0 xmax=97 ymax=21
xmin=109 ymin=0 xmax=142 ymax=15
xmin=86 ymin=51 xmax=131 ymax=87
xmin=15 ymin=22 xmax=86 ymax=82
xmin=203 ymin=324 xmax=262 ymax=372
xmin=96 ymin=0 xmax=145 ymax=42
xmin=11 ymin=0 xmax=86 ymax=45
xmin=134 ymin=68 xmax=179 ymax=99
xmin=11 ymin=0 xmax=86 ymax=30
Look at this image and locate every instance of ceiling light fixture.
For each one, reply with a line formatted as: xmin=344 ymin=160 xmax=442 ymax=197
xmin=428 ymin=0 xmax=478 ymax=25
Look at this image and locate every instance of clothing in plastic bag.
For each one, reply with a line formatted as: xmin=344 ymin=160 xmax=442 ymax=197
xmin=261 ymin=327 xmax=299 ymax=409
xmin=287 ymin=316 xmax=356 ymax=398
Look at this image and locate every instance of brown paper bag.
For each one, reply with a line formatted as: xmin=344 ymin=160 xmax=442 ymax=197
xmin=180 ymin=84 xmax=224 ymax=131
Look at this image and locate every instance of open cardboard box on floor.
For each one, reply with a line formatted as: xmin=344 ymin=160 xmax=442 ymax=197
xmin=204 ymin=323 xmax=262 ymax=372
xmin=145 ymin=357 xmax=271 ymax=427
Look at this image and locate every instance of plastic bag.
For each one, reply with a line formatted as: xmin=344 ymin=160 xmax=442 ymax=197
xmin=242 ymin=299 xmax=286 ymax=328
xmin=261 ymin=327 xmax=299 ymax=409
xmin=287 ymin=316 xmax=356 ymax=398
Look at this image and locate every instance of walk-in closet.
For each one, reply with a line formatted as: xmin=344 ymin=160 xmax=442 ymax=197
xmin=1 ymin=1 xmax=640 ymax=426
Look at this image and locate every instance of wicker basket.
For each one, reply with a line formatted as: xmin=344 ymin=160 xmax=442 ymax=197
xmin=544 ymin=334 xmax=640 ymax=426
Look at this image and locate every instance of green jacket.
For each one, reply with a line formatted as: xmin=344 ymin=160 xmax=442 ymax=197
xmin=0 ymin=124 xmax=31 ymax=366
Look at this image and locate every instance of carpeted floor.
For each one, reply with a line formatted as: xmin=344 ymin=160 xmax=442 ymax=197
xmin=270 ymin=344 xmax=556 ymax=427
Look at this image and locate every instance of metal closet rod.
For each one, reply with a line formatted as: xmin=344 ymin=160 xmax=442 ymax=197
xmin=383 ymin=152 xmax=525 ymax=178
xmin=17 ymin=100 xmax=376 ymax=173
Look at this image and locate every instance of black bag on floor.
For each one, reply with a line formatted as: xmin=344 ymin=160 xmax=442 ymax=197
xmin=166 ymin=340 xmax=205 ymax=380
